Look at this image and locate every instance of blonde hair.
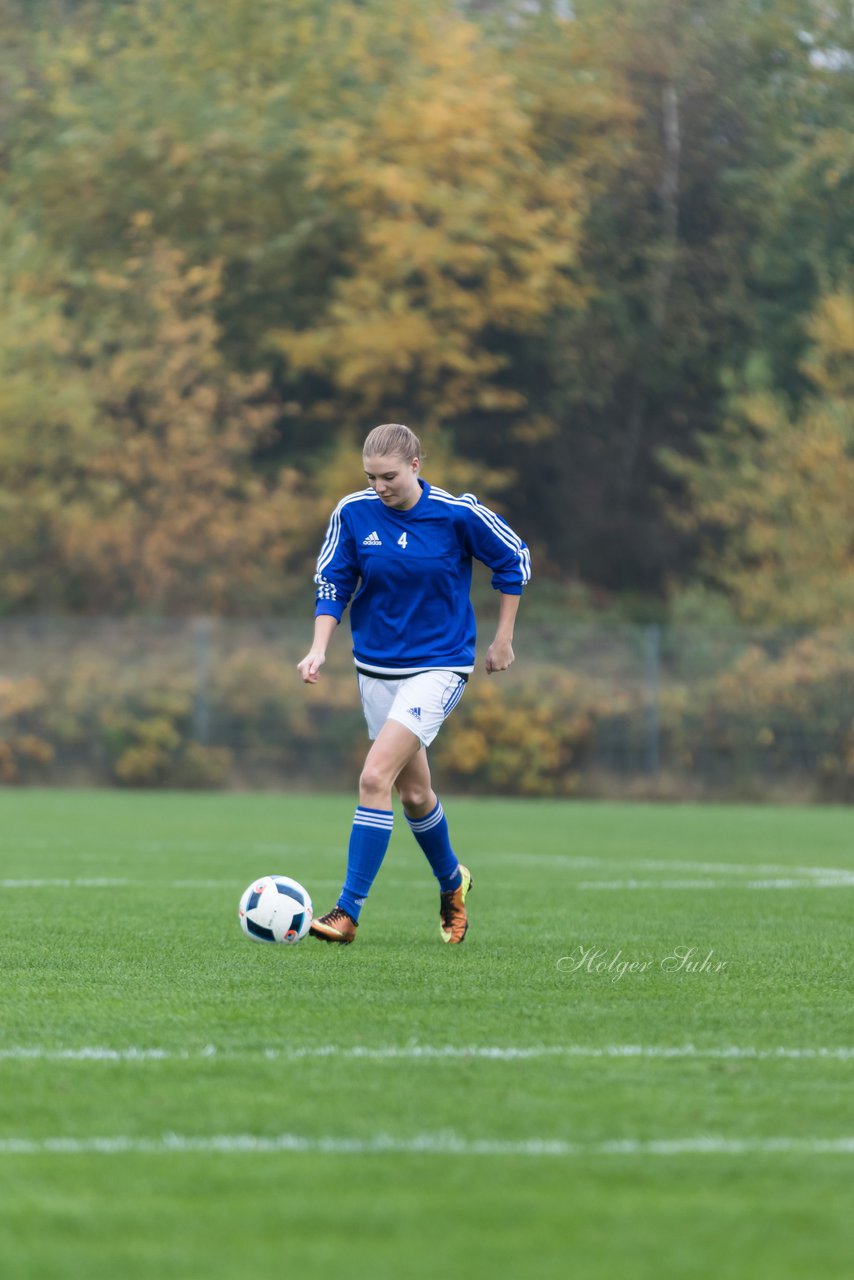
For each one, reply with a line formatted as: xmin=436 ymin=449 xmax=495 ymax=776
xmin=362 ymin=423 xmax=422 ymax=462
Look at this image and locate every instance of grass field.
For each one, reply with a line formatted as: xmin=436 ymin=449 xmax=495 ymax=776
xmin=0 ymin=789 xmax=852 ymax=1279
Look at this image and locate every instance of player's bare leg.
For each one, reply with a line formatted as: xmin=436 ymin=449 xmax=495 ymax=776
xmin=397 ymin=744 xmax=472 ymax=944
xmin=311 ymin=721 xmax=421 ymax=944
xmin=395 ymin=744 xmax=435 ymax=818
xmin=359 ymin=719 xmax=423 ymax=810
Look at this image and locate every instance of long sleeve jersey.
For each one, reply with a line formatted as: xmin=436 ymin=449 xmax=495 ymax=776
xmin=313 ymin=480 xmax=531 ymax=675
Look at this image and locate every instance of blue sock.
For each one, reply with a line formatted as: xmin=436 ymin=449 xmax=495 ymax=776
xmin=405 ymin=799 xmax=461 ymax=893
xmin=337 ymin=806 xmax=394 ymax=922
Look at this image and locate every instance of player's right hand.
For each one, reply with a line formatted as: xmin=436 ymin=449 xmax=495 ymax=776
xmin=297 ymin=651 xmax=326 ymax=684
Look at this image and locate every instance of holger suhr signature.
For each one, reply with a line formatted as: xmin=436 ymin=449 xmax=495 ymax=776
xmin=557 ymin=945 xmax=728 ymax=982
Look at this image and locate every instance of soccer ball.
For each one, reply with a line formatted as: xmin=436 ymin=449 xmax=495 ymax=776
xmin=238 ymin=875 xmax=313 ymax=944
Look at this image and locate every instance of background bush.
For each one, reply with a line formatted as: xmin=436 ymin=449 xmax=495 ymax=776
xmin=1 ymin=620 xmax=851 ymax=801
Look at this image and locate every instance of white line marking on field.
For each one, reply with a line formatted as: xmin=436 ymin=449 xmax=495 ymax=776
xmin=0 ymin=878 xmax=344 ymax=891
xmin=0 ymin=1133 xmax=851 ymax=1158
xmin=1 ymin=1044 xmax=851 ymax=1063
xmin=635 ymin=859 xmax=853 ymax=879
xmin=493 ymin=853 xmax=854 ymax=880
xmin=5 ymin=867 xmax=853 ymax=893
xmin=577 ymin=876 xmax=854 ymax=891
xmin=0 ymin=878 xmax=135 ymax=889
xmin=274 ymin=1043 xmax=854 ymax=1062
xmin=0 ymin=1047 xmax=182 ymax=1062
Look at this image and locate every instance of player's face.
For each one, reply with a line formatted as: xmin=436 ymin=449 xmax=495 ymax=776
xmin=363 ymin=453 xmax=421 ymax=510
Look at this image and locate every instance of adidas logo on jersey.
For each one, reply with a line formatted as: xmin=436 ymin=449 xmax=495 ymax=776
xmin=362 ymin=531 xmax=382 ymax=546
xmin=407 ymin=706 xmax=422 ymax=720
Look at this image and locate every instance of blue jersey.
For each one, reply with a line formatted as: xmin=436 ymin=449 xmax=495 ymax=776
xmin=314 ymin=480 xmax=531 ymax=675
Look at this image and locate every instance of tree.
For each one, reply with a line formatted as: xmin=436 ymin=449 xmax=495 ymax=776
xmin=7 ymin=0 xmax=366 ymax=364
xmin=748 ymin=4 xmax=854 ymax=399
xmin=3 ymin=0 xmax=851 ymax=614
xmin=664 ymin=290 xmax=854 ymax=626
xmin=0 ymin=228 xmax=315 ymax=613
xmin=0 ymin=227 xmax=100 ymax=610
xmin=270 ymin=3 xmax=588 ymax=441
xmin=456 ymin=0 xmax=851 ymax=595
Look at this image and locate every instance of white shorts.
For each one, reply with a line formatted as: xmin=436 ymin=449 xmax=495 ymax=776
xmin=357 ymin=669 xmax=468 ymax=748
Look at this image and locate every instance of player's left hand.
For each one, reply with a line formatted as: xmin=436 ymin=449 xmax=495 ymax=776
xmin=297 ymin=650 xmax=326 ymax=683
xmin=485 ymin=638 xmax=515 ymax=674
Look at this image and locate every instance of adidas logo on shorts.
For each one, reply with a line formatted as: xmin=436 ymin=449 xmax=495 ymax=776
xmin=362 ymin=531 xmax=382 ymax=546
xmin=407 ymin=706 xmax=422 ymax=720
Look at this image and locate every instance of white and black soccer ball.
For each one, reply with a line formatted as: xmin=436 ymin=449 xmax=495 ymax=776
xmin=238 ymin=875 xmax=313 ymax=944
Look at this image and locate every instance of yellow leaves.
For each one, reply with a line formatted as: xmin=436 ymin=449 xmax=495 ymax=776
xmin=0 ymin=673 xmax=53 ymax=780
xmin=92 ymin=270 xmax=131 ymax=292
xmin=510 ymin=416 xmax=559 ymax=445
xmin=803 ymin=291 xmax=854 ymax=401
xmin=0 ymin=737 xmax=55 ymax=783
xmin=0 ymin=677 xmax=47 ymax=720
xmin=667 ymin=290 xmax=854 ymax=626
xmin=372 ymin=164 xmax=422 ymax=208
xmin=15 ymin=735 xmax=54 ymax=765
xmin=0 ymin=230 xmax=318 ymax=613
xmin=433 ymin=672 xmax=597 ymax=796
xmin=272 ymin=5 xmax=587 ymax=424
xmin=436 ymin=727 xmax=490 ymax=776
xmin=1 ymin=0 xmax=616 ymax=616
xmin=808 ymin=292 xmax=854 ymax=354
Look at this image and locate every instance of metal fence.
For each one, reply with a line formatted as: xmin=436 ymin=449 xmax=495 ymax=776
xmin=0 ymin=618 xmax=852 ymax=800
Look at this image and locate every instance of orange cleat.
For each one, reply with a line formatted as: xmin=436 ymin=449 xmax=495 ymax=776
xmin=310 ymin=907 xmax=359 ymax=945
xmin=439 ymin=865 xmax=473 ymax=944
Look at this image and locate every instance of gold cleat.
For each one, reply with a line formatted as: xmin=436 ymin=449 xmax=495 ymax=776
xmin=439 ymin=865 xmax=473 ymax=944
xmin=310 ymin=907 xmax=358 ymax=945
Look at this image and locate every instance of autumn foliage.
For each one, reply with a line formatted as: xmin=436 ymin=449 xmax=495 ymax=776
xmin=0 ymin=0 xmax=851 ymax=625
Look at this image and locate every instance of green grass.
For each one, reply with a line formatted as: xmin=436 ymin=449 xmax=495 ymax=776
xmin=0 ymin=789 xmax=852 ymax=1279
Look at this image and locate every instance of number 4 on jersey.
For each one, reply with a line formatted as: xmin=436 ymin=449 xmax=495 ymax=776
xmin=397 ymin=532 xmax=408 ymax=549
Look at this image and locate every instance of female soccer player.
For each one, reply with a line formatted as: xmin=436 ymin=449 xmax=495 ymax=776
xmin=297 ymin=423 xmax=531 ymax=944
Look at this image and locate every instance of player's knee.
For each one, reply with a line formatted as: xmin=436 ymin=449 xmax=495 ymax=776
xmin=397 ymin=779 xmax=432 ymax=811
xmin=359 ymin=760 xmax=392 ymax=801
